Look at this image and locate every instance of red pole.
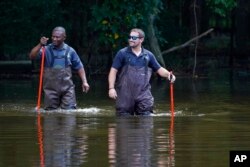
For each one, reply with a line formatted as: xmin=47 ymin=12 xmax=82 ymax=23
xmin=169 ymin=113 xmax=175 ymax=165
xmin=169 ymin=71 xmax=175 ymax=165
xmin=170 ymin=72 xmax=174 ymax=116
xmin=36 ymin=46 xmax=45 ymax=111
xmin=37 ymin=113 xmax=45 ymax=167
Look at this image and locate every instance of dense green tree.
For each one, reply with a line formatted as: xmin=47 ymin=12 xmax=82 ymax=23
xmin=206 ymin=0 xmax=236 ymax=25
xmin=0 ymin=0 xmax=62 ymax=60
xmin=0 ymin=0 xmax=249 ymax=76
xmin=88 ymin=0 xmax=165 ymax=66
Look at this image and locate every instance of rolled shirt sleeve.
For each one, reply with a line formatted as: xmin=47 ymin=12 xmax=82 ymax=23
xmin=69 ymin=48 xmax=84 ymax=71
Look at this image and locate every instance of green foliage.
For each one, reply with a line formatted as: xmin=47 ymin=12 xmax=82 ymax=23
xmin=206 ymin=0 xmax=237 ymax=28
xmin=0 ymin=0 xmax=248 ymax=75
xmin=89 ymin=0 xmax=135 ymax=52
xmin=206 ymin=0 xmax=236 ymax=17
xmin=0 ymin=0 xmax=62 ymax=60
xmin=157 ymin=1 xmax=189 ymax=49
xmin=88 ymin=0 xmax=163 ymax=52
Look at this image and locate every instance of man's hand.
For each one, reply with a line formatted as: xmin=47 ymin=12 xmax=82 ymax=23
xmin=82 ymin=82 xmax=90 ymax=93
xmin=108 ymin=88 xmax=117 ymax=99
xmin=40 ymin=37 xmax=49 ymax=46
xmin=168 ymin=73 xmax=176 ymax=83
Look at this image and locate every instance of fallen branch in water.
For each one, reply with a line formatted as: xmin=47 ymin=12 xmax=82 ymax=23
xmin=161 ymin=28 xmax=214 ymax=55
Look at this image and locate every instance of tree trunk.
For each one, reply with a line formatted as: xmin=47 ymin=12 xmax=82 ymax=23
xmin=189 ymin=0 xmax=202 ymax=77
xmin=146 ymin=14 xmax=166 ymax=68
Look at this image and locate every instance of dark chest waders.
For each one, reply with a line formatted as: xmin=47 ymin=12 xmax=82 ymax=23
xmin=115 ymin=54 xmax=154 ymax=116
xmin=43 ymin=46 xmax=76 ymax=110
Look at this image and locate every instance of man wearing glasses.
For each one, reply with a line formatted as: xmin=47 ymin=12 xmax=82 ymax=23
xmin=108 ymin=28 xmax=176 ymax=116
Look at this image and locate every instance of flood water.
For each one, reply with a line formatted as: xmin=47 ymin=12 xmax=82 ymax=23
xmin=0 ymin=73 xmax=250 ymax=167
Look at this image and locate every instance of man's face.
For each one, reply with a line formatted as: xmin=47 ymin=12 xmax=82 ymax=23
xmin=51 ymin=30 xmax=66 ymax=47
xmin=128 ymin=31 xmax=143 ymax=48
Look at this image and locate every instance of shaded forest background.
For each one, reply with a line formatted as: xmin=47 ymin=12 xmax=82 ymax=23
xmin=0 ymin=0 xmax=249 ymax=78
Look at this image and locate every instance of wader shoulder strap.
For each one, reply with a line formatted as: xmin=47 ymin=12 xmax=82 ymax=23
xmin=48 ymin=46 xmax=55 ymax=67
xmin=48 ymin=46 xmax=71 ymax=67
xmin=124 ymin=54 xmax=131 ymax=74
xmin=143 ymin=54 xmax=150 ymax=82
xmin=64 ymin=46 xmax=70 ymax=67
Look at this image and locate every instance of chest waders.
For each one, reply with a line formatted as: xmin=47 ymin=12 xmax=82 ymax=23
xmin=43 ymin=46 xmax=76 ymax=110
xmin=115 ymin=54 xmax=153 ymax=116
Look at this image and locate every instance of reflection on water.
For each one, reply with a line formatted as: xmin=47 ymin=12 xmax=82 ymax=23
xmin=35 ymin=112 xmax=93 ymax=167
xmin=108 ymin=117 xmax=154 ymax=167
xmin=37 ymin=113 xmax=44 ymax=167
xmin=108 ymin=115 xmax=175 ymax=167
xmin=169 ymin=116 xmax=175 ymax=166
xmin=33 ymin=113 xmax=177 ymax=167
xmin=43 ymin=115 xmax=86 ymax=167
xmin=0 ymin=75 xmax=250 ymax=166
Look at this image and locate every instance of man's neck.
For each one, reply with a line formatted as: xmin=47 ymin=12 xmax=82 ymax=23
xmin=131 ymin=46 xmax=142 ymax=56
xmin=53 ymin=43 xmax=64 ymax=49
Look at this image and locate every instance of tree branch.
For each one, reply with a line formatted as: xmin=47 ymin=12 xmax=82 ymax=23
xmin=161 ymin=28 xmax=214 ymax=55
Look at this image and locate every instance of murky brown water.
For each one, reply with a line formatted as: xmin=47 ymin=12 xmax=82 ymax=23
xmin=0 ymin=74 xmax=250 ymax=167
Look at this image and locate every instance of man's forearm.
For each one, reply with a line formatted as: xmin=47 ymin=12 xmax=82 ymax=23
xmin=78 ymin=68 xmax=88 ymax=84
xmin=108 ymin=68 xmax=117 ymax=89
xmin=157 ymin=67 xmax=171 ymax=78
xmin=29 ymin=43 xmax=42 ymax=59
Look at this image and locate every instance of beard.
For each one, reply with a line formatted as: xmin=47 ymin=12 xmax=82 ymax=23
xmin=129 ymin=41 xmax=139 ymax=48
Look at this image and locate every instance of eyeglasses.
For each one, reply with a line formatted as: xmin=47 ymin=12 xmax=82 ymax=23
xmin=128 ymin=36 xmax=141 ymax=40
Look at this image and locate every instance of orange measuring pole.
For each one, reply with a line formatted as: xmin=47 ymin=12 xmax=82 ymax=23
xmin=168 ymin=113 xmax=175 ymax=165
xmin=37 ymin=113 xmax=45 ymax=167
xmin=36 ymin=46 xmax=45 ymax=111
xmin=170 ymin=72 xmax=174 ymax=116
